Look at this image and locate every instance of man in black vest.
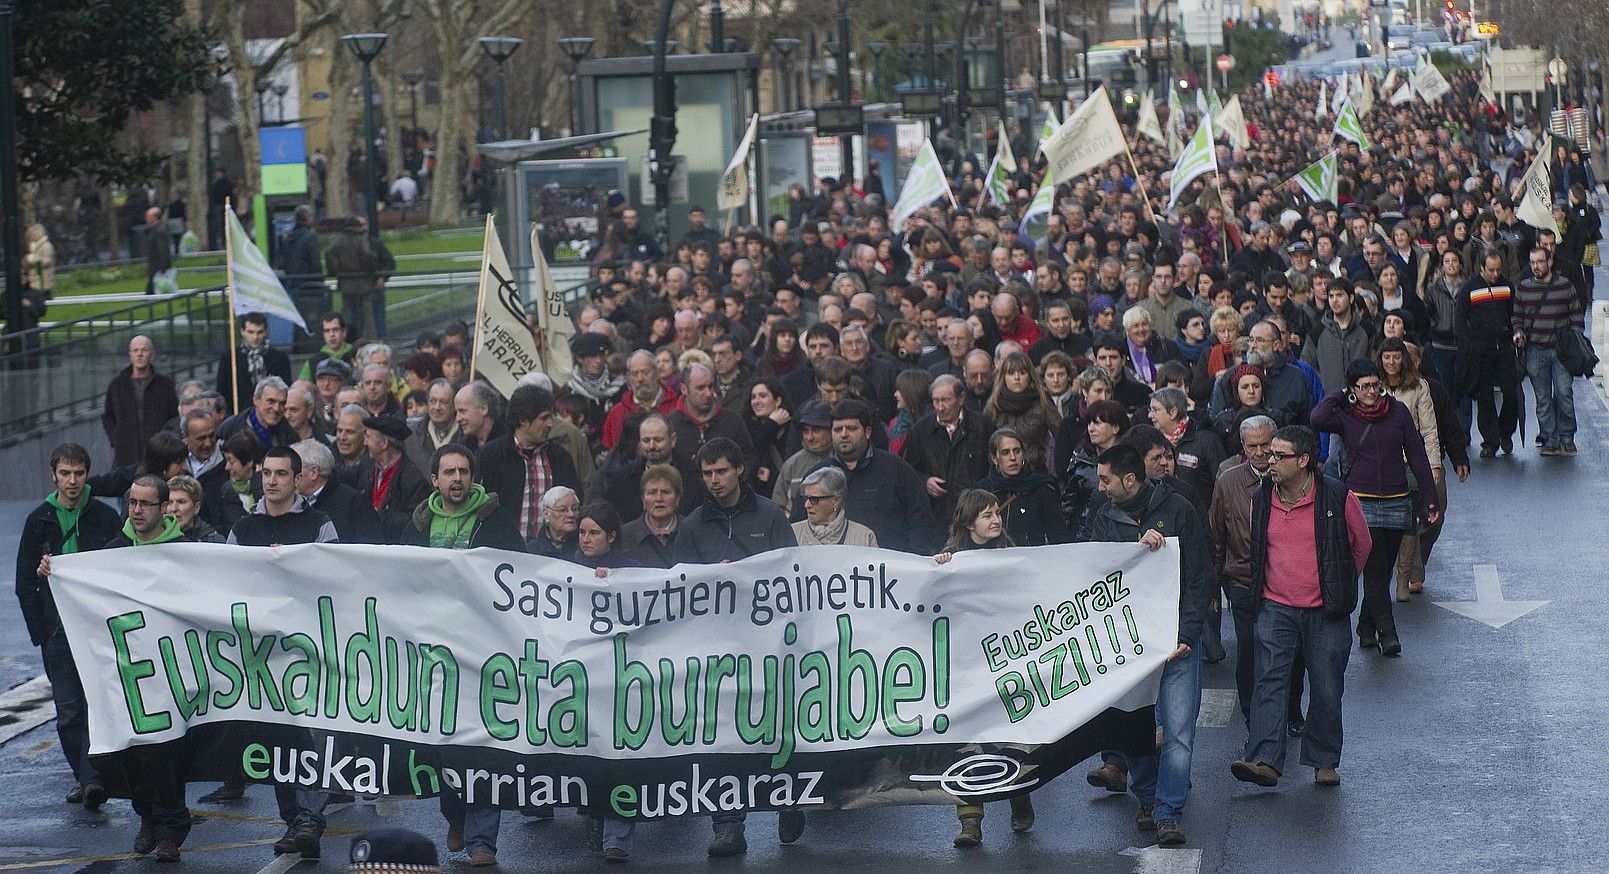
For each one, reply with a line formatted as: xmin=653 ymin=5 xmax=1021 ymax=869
xmin=227 ymin=447 xmax=338 ymax=859
xmin=1230 ymin=426 xmax=1372 ymax=790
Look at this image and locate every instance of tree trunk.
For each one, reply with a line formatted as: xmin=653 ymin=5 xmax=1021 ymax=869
xmin=185 ymin=92 xmax=209 ymax=246
xmin=428 ymin=69 xmax=467 ymax=226
xmin=373 ymin=62 xmax=405 ymax=208
xmin=326 ymin=35 xmax=353 ymax=219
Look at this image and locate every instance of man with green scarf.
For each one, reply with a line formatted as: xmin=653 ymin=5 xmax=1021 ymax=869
xmin=409 ymin=443 xmax=523 ymax=551
xmin=410 ymin=443 xmax=520 ymax=866
xmin=103 ymin=475 xmax=188 ymax=861
xmin=15 ymin=443 xmax=121 ymax=810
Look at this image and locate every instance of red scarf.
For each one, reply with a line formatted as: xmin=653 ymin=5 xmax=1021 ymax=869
xmin=1351 ymin=395 xmax=1390 ymax=422
xmin=370 ymin=454 xmax=401 ymax=510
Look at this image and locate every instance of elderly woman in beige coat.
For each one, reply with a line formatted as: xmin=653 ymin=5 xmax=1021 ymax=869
xmin=790 ymin=467 xmax=878 ymax=547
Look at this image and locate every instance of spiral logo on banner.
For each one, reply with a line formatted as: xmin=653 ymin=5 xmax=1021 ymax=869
xmin=910 ymin=753 xmax=1041 ymax=796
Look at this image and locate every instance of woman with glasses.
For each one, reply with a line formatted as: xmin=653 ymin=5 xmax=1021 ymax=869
xmin=790 ymin=467 xmax=877 ymax=547
xmin=526 ymin=486 xmax=580 ymax=558
xmin=1310 ymin=360 xmax=1439 ymax=657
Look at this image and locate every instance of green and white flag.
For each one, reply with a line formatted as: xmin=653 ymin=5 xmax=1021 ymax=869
xmin=1021 ymin=168 xmax=1056 ymax=244
xmin=1136 ymin=88 xmax=1165 ymax=144
xmin=717 ymin=113 xmax=759 ymax=211
xmin=1333 ymin=101 xmax=1370 ymax=150
xmin=1207 ymin=89 xmax=1223 ymax=120
xmin=985 ymin=121 xmax=1016 ymax=208
xmin=1040 ymin=108 xmax=1059 ymax=144
xmin=891 ymin=138 xmax=956 ymax=230
xmin=1382 ymin=68 xmax=1399 ymax=96
xmin=1195 ymin=87 xmax=1210 ymax=119
xmin=224 ymin=207 xmax=306 ymax=331
xmin=1294 ymin=151 xmax=1338 ymax=203
xmin=1166 ymin=84 xmax=1184 ymax=158
xmin=1168 ymin=115 xmax=1218 ymax=210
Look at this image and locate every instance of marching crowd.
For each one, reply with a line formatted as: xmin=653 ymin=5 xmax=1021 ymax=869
xmin=15 ymin=64 xmax=1602 ymax=867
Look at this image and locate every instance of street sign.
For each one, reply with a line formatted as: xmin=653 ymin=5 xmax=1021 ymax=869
xmin=1548 ymin=58 xmax=1568 ymax=80
xmin=1215 ymin=54 xmax=1236 ymax=73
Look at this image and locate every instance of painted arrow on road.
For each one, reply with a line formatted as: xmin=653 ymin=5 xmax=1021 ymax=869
xmin=1434 ymin=564 xmax=1549 ymax=629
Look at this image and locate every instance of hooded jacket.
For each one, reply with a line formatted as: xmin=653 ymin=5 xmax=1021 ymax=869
xmin=672 ymin=489 xmax=797 ymax=564
xmin=15 ymin=490 xmax=122 ymax=645
xmin=410 ymin=484 xmax=524 ymax=551
xmin=106 ymin=514 xmax=186 ymax=548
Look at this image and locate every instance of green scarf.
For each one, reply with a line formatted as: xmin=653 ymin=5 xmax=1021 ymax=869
xmin=46 ymin=486 xmax=92 ymax=555
xmin=121 ymin=514 xmax=185 ymax=546
xmin=427 ymin=483 xmax=491 ymax=549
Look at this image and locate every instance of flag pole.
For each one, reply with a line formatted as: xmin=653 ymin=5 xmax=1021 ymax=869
xmin=1213 ymin=172 xmax=1230 ymax=269
xmin=1122 ymin=140 xmax=1158 ymax=221
xmin=469 ymin=213 xmax=492 ymax=382
xmin=223 ymin=197 xmax=241 ymax=415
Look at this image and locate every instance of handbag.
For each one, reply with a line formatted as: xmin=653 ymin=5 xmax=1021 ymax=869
xmin=1556 ymin=324 xmax=1600 ymax=378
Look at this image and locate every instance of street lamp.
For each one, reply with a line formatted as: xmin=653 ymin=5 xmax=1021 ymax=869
xmin=708 ymin=0 xmax=725 ymax=53
xmin=772 ymin=37 xmax=800 ymax=111
xmin=341 ymin=32 xmax=388 ymax=240
xmin=272 ymin=81 xmax=289 ymax=123
xmin=478 ymin=35 xmax=523 ymax=141
xmin=254 ymin=77 xmax=270 ymax=123
xmin=402 ymin=70 xmax=424 ymax=138
xmin=868 ymin=41 xmax=887 ymax=101
xmin=559 ymin=37 xmax=595 ymax=135
xmin=834 ymin=0 xmax=854 ymax=176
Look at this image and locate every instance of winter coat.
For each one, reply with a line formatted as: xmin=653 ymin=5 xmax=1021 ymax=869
xmin=102 ymin=367 xmax=179 ymax=467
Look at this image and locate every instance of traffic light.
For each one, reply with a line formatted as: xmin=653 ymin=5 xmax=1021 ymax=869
xmin=1223 ymin=18 xmax=1233 ymax=54
xmin=1263 ymin=70 xmax=1280 ymax=89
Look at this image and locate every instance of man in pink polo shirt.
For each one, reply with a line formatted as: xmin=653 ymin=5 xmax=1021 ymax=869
xmin=1230 ymin=426 xmax=1371 ymax=789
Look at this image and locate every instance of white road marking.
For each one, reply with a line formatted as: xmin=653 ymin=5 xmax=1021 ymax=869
xmin=250 ymin=852 xmax=306 ymax=874
xmin=1133 ymin=846 xmax=1204 ymax=874
xmin=1196 ymin=688 xmax=1238 ymax=729
xmin=1434 ymin=564 xmax=1549 ymax=629
xmin=0 ymin=677 xmax=56 ymax=747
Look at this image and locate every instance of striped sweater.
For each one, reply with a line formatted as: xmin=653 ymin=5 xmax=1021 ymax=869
xmin=1512 ymin=272 xmax=1582 ymax=349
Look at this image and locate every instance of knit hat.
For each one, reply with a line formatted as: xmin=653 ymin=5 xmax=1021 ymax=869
xmin=349 ymin=829 xmax=438 ymax=873
xmin=1227 ymin=363 xmax=1265 ymax=392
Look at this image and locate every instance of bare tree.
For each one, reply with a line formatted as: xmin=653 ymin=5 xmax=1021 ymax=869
xmin=420 ymin=0 xmax=533 ymax=226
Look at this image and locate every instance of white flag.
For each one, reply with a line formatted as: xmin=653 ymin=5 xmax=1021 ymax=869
xmin=1217 ymin=95 xmax=1250 ymax=150
xmin=1389 ymin=83 xmax=1415 ymax=106
xmin=1137 ymin=88 xmax=1165 ymax=144
xmin=1021 ymin=168 xmax=1056 ymax=244
xmin=1316 ymin=80 xmax=1327 ymax=119
xmin=1356 ymin=70 xmax=1375 ymax=117
xmin=1517 ymin=135 xmax=1556 ymax=233
xmin=1195 ymin=87 xmax=1209 ymax=119
xmin=1412 ymin=62 xmax=1451 ymax=102
xmin=531 ymin=225 xmax=575 ymax=388
xmin=986 ymin=121 xmax=1016 ymax=208
xmin=224 ymin=207 xmax=306 ymax=331
xmin=1167 ymin=84 xmax=1184 ymax=158
xmin=1382 ymin=68 xmax=1399 ymax=96
xmin=1168 ymin=116 xmax=1218 ymax=210
xmin=891 ymin=138 xmax=955 ymax=230
xmin=471 ymin=214 xmax=542 ymax=399
xmin=1479 ymin=65 xmax=1496 ymax=104
xmin=1039 ymin=85 xmax=1126 ymax=184
xmin=1330 ymin=76 xmax=1348 ymax=115
xmin=717 ymin=113 xmax=759 ymax=211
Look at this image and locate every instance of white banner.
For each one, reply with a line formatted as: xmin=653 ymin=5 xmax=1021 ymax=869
xmin=471 ymin=215 xmax=542 ymax=398
xmin=53 ymin=542 xmax=1177 ymax=778
xmin=1412 ymin=63 xmax=1452 ymax=102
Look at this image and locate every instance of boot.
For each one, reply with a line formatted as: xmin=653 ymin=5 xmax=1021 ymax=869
xmin=953 ymin=816 xmax=983 ymax=847
xmin=1009 ymin=796 xmax=1035 ymax=832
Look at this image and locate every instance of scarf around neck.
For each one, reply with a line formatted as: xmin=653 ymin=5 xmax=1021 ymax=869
xmin=806 ymin=511 xmax=850 ymax=545
xmin=1351 ymin=394 xmax=1391 ymax=422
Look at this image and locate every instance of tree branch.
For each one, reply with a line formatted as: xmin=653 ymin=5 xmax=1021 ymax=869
xmin=252 ymin=0 xmax=348 ymax=77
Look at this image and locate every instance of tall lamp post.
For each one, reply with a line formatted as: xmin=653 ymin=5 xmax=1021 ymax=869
xmin=868 ymin=41 xmax=887 ymax=101
xmin=772 ymin=38 xmax=800 ymax=111
xmin=559 ymin=37 xmax=595 ymax=135
xmin=403 ymin=70 xmax=424 ymax=139
xmin=834 ymin=0 xmax=853 ymax=176
xmin=272 ymin=81 xmax=289 ymax=123
xmin=0 ymin=0 xmax=21 ymax=349
xmin=478 ymin=36 xmax=523 ymax=141
xmin=341 ymin=32 xmax=388 ymax=241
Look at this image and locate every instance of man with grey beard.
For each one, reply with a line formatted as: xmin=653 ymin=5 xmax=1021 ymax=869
xmin=1209 ymin=320 xmax=1314 ymax=428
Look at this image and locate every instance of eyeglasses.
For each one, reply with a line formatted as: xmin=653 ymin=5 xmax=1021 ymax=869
xmin=802 ymin=494 xmax=840 ymax=504
xmin=1353 ymin=381 xmax=1383 ymax=392
xmin=127 ymin=499 xmax=163 ymax=509
xmin=1268 ymin=450 xmax=1301 ymax=461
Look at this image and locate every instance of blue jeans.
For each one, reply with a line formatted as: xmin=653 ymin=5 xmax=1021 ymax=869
xmin=1525 ymin=345 xmax=1576 ymax=448
xmin=439 ymin=792 xmax=502 ymax=854
xmin=1245 ymin=600 xmax=1351 ymax=770
xmin=41 ymin=631 xmax=101 ymax=788
xmin=275 ymin=785 xmax=330 ymax=830
xmin=1126 ymin=646 xmax=1202 ymax=821
xmin=597 ymin=816 xmax=636 ymax=853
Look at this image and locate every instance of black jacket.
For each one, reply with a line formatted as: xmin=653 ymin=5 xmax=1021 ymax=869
xmin=476 ymin=436 xmax=580 ymax=523
xmin=1084 ymin=480 xmax=1214 ymax=648
xmin=102 ymin=367 xmax=179 ymax=467
xmin=14 ymin=498 xmax=122 ymax=645
xmin=215 ymin=346 xmax=292 ymax=414
xmin=276 ymin=223 xmax=324 ymax=290
xmin=621 ymin=516 xmax=681 ymax=568
xmin=308 ymin=480 xmax=382 ymax=545
xmin=977 ymin=469 xmax=1071 ymax=546
xmin=1250 ymin=474 xmax=1359 ymax=617
xmin=217 ymin=408 xmax=299 ymax=449
xmin=353 ymin=455 xmax=432 ymax=545
xmin=1169 ymin=422 xmax=1226 ymax=522
xmin=798 ymin=448 xmax=937 ymax=554
xmin=899 ymin=411 xmax=994 ymax=525
xmin=672 ymin=490 xmax=797 ymax=564
xmin=588 ymin=451 xmax=704 ymax=520
xmin=1028 ymin=330 xmax=1092 ymax=364
xmin=228 ymin=498 xmax=338 ymax=546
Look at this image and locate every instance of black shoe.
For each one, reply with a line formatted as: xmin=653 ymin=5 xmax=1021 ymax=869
xmin=1287 ymin=719 xmax=1306 ymax=738
xmin=707 ymin=830 xmax=747 ymax=857
xmin=153 ymin=840 xmax=181 ymax=863
xmin=65 ymin=785 xmax=84 ymax=804
xmin=1136 ymin=802 xmax=1156 ymax=832
xmin=1358 ymin=633 xmax=1377 ymax=649
xmin=1535 ymin=434 xmax=1545 ymax=447
xmin=198 ymin=782 xmax=246 ymax=803
xmin=603 ymin=847 xmax=630 ymax=863
xmin=273 ymin=826 xmax=299 ymax=856
xmin=81 ymin=784 xmax=107 ymax=810
xmin=1378 ymin=635 xmax=1402 ymax=657
xmin=133 ymin=819 xmax=156 ymax=855
xmin=293 ymin=824 xmax=322 ymax=858
xmin=1479 ymin=446 xmax=1497 ymax=458
xmin=1501 ymin=436 xmax=1514 ymax=455
xmin=778 ymin=810 xmax=806 ymax=844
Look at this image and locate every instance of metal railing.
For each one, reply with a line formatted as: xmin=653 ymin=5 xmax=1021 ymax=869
xmin=0 ymin=268 xmax=591 ymax=445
